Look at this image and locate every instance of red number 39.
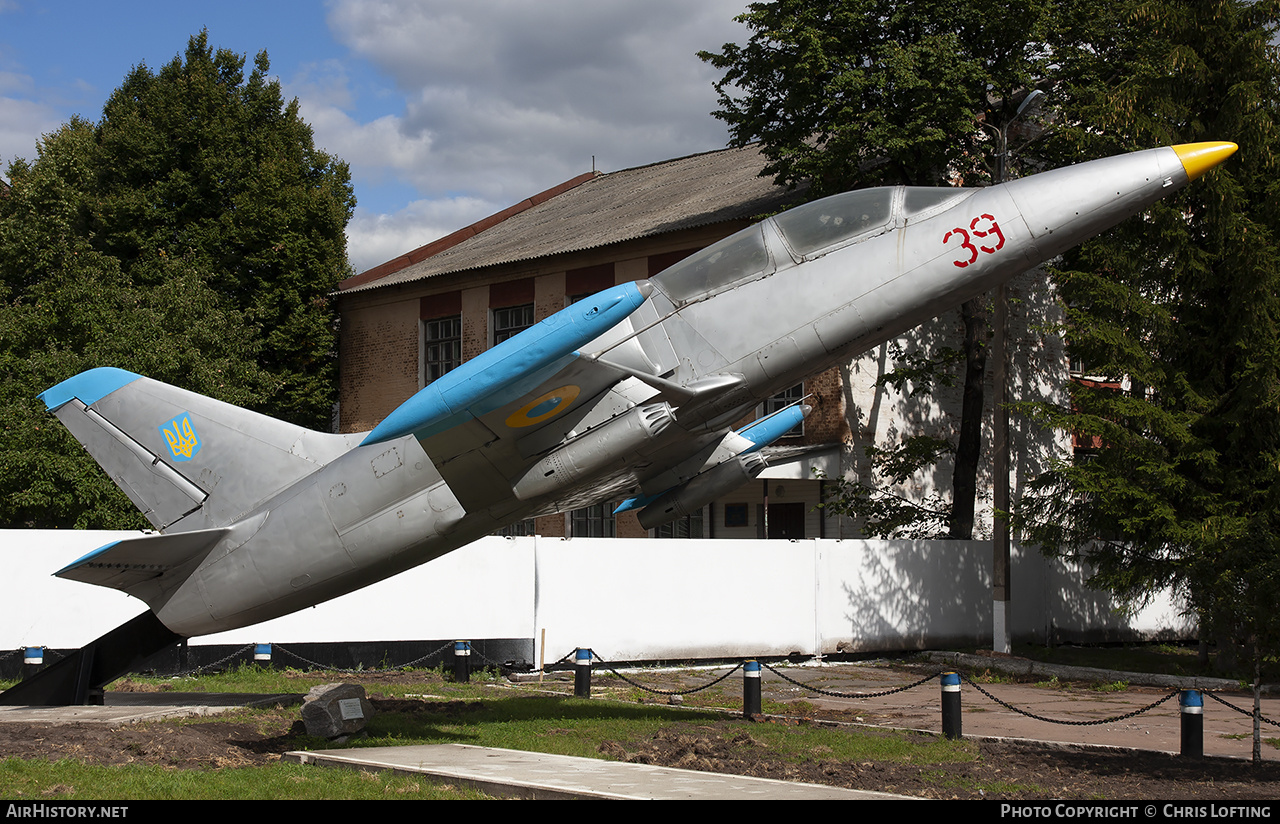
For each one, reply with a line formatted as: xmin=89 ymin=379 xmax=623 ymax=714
xmin=944 ymin=214 xmax=1005 ymax=268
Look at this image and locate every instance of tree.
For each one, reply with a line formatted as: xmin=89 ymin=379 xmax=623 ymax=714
xmin=699 ymin=0 xmax=1058 ymax=537
xmin=0 ymin=33 xmax=354 ymax=528
xmin=86 ymin=31 xmax=355 ymax=429
xmin=1014 ymin=0 xmax=1280 ymax=759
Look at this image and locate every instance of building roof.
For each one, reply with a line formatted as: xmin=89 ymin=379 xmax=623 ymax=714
xmin=338 ymin=143 xmax=805 ymax=295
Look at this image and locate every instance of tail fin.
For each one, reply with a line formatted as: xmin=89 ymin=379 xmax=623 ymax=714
xmin=40 ymin=368 xmax=361 ymax=530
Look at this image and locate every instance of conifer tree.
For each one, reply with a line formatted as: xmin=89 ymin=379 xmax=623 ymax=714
xmin=1016 ymin=1 xmax=1280 ymax=745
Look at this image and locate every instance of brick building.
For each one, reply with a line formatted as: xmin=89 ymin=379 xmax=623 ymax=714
xmin=335 ymin=145 xmax=1069 ymax=542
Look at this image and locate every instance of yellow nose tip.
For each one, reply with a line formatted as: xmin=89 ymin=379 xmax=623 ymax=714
xmin=1174 ymin=142 xmax=1239 ymax=181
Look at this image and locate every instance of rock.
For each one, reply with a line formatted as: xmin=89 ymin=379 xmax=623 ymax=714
xmin=300 ymin=683 xmax=375 ymax=739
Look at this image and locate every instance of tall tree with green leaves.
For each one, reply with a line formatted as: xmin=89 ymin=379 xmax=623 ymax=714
xmin=0 ymin=32 xmax=354 ymax=528
xmin=87 ymin=31 xmax=355 ymax=429
xmin=699 ymin=0 xmax=1057 ymax=537
xmin=1015 ymin=0 xmax=1280 ymax=756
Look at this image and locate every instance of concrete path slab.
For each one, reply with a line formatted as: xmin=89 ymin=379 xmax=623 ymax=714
xmin=283 ymin=742 xmax=911 ymax=800
xmin=0 ymin=692 xmax=296 ymax=725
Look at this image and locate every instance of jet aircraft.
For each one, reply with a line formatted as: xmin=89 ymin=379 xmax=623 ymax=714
xmin=9 ymin=142 xmax=1237 ymax=701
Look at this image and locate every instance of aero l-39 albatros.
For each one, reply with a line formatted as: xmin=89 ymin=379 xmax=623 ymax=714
xmin=7 ymin=142 xmax=1236 ymax=702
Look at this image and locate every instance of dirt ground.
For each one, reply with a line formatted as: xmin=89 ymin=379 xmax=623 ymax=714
xmin=2 ymin=670 xmax=1279 ymax=800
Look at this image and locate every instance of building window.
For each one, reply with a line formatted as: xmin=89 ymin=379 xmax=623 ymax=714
xmin=654 ymin=508 xmax=704 ymax=538
xmin=497 ymin=519 xmax=536 ymax=537
xmin=760 ymin=382 xmax=805 ymax=437
xmin=423 ymin=315 xmax=461 ymax=384
xmin=570 ymin=503 xmax=616 ymax=537
xmin=492 ymin=304 xmax=534 ymax=345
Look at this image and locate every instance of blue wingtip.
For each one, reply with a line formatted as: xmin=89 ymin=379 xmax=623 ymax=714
xmin=55 ymin=540 xmax=121 ymax=575
xmin=362 ymin=280 xmax=652 ymax=447
xmin=39 ymin=367 xmax=142 ymax=411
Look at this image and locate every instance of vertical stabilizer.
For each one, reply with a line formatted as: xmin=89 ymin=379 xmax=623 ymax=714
xmin=40 ymin=368 xmax=362 ymax=531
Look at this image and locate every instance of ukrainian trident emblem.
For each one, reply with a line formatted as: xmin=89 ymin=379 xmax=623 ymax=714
xmin=160 ymin=413 xmax=201 ymax=462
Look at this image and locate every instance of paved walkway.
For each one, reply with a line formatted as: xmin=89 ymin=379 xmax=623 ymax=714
xmin=283 ymin=743 xmax=908 ymax=799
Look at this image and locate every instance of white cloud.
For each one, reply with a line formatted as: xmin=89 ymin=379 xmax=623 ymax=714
xmin=0 ymin=95 xmax=64 ymax=169
xmin=317 ymin=0 xmax=753 ymax=269
xmin=345 ymin=195 xmax=502 ymax=274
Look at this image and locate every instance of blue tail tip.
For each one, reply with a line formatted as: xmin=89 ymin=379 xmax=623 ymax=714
xmin=39 ymin=367 xmax=143 ymax=411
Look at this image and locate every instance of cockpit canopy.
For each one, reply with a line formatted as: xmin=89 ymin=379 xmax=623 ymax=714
xmin=651 ymin=185 xmax=973 ymax=305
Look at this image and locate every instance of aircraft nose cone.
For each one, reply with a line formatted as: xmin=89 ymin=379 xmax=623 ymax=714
xmin=1173 ymin=142 xmax=1238 ymax=181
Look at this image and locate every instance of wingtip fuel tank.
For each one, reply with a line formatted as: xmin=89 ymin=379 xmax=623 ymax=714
xmin=25 ymin=142 xmax=1237 ymax=654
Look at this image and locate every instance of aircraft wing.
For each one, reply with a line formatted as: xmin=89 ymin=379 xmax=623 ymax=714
xmin=360 ymin=281 xmax=664 ymax=513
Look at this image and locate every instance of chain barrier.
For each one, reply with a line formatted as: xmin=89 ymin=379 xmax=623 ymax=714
xmin=961 ymin=672 xmax=1180 ymax=726
xmin=588 ymin=651 xmax=744 ymax=696
xmin=468 ymin=646 xmax=525 ymax=672
xmin=739 ymin=663 xmax=1189 ymax=729
xmin=1204 ymin=690 xmax=1280 ymax=728
xmin=14 ymin=633 xmax=1267 ymax=736
xmin=271 ymin=641 xmax=456 ymax=674
xmin=542 ymin=649 xmax=577 ymax=670
xmin=759 ymin=660 xmax=939 ymax=699
xmin=156 ymin=643 xmax=258 ymax=678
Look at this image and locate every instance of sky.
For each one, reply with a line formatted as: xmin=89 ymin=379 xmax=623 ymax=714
xmin=0 ymin=0 xmax=754 ymax=273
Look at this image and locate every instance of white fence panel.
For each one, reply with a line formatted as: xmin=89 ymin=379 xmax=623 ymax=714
xmin=1 ymin=531 xmax=1190 ymax=659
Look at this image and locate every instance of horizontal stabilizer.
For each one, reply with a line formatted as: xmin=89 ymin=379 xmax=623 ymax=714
xmin=56 ymin=528 xmax=228 ymax=595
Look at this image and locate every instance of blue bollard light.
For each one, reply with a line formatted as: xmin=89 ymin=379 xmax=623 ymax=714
xmin=941 ymin=671 xmax=962 ymax=740
xmin=253 ymin=643 xmax=272 ymax=665
xmin=21 ymin=647 xmax=44 ymax=682
xmin=574 ymin=648 xmax=592 ymax=697
xmin=1180 ymin=689 xmax=1203 ymax=759
xmin=743 ymin=660 xmax=762 ymax=718
xmin=453 ymin=641 xmax=472 ymax=683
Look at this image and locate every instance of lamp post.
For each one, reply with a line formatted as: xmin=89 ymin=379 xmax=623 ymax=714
xmin=983 ymin=90 xmax=1043 ymax=654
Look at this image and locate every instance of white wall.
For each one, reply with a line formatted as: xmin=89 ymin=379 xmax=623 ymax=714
xmin=1 ymin=531 xmax=1191 ymax=663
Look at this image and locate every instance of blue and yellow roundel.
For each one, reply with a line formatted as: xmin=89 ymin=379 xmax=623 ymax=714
xmin=505 ymin=385 xmax=581 ymax=429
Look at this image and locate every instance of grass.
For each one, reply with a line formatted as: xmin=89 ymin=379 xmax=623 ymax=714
xmin=108 ymin=661 xmax=474 ymax=697
xmin=338 ymin=689 xmax=977 ymax=766
xmin=0 ymin=759 xmax=495 ymax=800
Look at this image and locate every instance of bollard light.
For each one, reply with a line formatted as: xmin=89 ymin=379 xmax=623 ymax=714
xmin=574 ymin=648 xmax=593 ymax=697
xmin=941 ymin=671 xmax=962 ymax=740
xmin=453 ymin=641 xmax=471 ymax=683
xmin=743 ymin=660 xmax=762 ymax=718
xmin=1180 ymin=689 xmax=1203 ymax=759
xmin=21 ymin=647 xmax=44 ymax=682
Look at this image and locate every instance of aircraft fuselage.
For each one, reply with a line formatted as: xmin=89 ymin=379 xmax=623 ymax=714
xmin=43 ymin=143 xmax=1237 ymax=637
